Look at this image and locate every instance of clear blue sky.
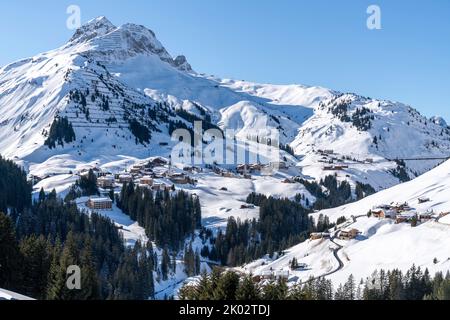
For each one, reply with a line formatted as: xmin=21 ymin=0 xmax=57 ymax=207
xmin=1 ymin=0 xmax=449 ymax=120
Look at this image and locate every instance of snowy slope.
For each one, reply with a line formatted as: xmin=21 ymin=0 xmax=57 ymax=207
xmin=243 ymin=159 xmax=450 ymax=286
xmin=0 ymin=288 xmax=35 ymax=300
xmin=294 ymin=94 xmax=450 ymax=189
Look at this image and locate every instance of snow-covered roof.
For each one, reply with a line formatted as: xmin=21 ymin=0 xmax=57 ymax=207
xmin=397 ymin=212 xmax=417 ymax=218
xmin=98 ymin=175 xmax=114 ymax=180
xmin=88 ymin=197 xmax=112 ymax=203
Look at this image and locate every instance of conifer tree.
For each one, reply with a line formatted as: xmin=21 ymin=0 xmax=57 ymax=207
xmin=236 ymin=275 xmax=260 ymax=300
xmin=0 ymin=212 xmax=23 ymax=291
xmin=214 ymin=271 xmax=240 ymax=300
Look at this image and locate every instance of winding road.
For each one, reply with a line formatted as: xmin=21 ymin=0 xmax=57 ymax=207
xmin=300 ymin=214 xmax=366 ymax=284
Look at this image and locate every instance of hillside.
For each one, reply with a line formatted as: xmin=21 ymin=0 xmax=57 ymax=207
xmin=242 ymin=159 xmax=450 ymax=286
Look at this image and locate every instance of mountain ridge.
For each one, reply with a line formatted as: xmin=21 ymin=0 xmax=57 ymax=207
xmin=1 ymin=16 xmax=449 ymax=191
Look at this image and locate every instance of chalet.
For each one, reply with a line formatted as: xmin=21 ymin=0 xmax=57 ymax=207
xmin=141 ymin=169 xmax=154 ymax=176
xmin=334 ymin=165 xmax=349 ymax=170
xmin=118 ymin=174 xmax=133 ymax=184
xmin=275 ymin=270 xmax=290 ymax=280
xmin=153 ymin=171 xmax=167 ymax=179
xmin=260 ymin=271 xmax=274 ymax=280
xmin=130 ymin=165 xmax=144 ymax=174
xmin=323 ymin=149 xmax=334 ymax=155
xmin=240 ymin=204 xmax=255 ymax=209
xmin=237 ymin=164 xmax=262 ymax=174
xmin=152 ymin=183 xmax=163 ymax=191
xmin=148 ymin=157 xmax=168 ymax=167
xmin=243 ymin=174 xmax=252 ymax=180
xmin=269 ymin=161 xmax=288 ymax=170
xmin=418 ymin=197 xmax=431 ymax=204
xmin=395 ymin=212 xmax=417 ymax=224
xmin=97 ymin=170 xmax=112 ymax=178
xmin=169 ymin=173 xmax=190 ymax=184
xmin=371 ymin=209 xmax=384 ymax=218
xmin=365 ymin=158 xmax=374 ymax=164
xmin=97 ymin=176 xmax=115 ymax=189
xmin=87 ymin=197 xmax=113 ymax=210
xmin=338 ymin=228 xmax=360 ymax=240
xmin=297 ymin=263 xmax=308 ymax=270
xmin=151 ymin=182 xmax=172 ymax=191
xmin=376 ymin=204 xmax=392 ymax=210
xmin=139 ymin=176 xmax=154 ymax=186
xmin=419 ymin=212 xmax=433 ymax=221
xmin=393 ymin=202 xmax=412 ymax=213
xmin=371 ymin=208 xmax=396 ymax=219
xmin=310 ymin=232 xmax=331 ymax=240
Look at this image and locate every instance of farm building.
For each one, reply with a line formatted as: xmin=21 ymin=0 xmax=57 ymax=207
xmin=338 ymin=228 xmax=360 ymax=240
xmin=310 ymin=232 xmax=331 ymax=240
xmin=395 ymin=212 xmax=418 ymax=224
xmin=169 ymin=173 xmax=190 ymax=184
xmin=371 ymin=208 xmax=396 ymax=219
xmin=418 ymin=197 xmax=431 ymax=204
xmin=419 ymin=212 xmax=433 ymax=221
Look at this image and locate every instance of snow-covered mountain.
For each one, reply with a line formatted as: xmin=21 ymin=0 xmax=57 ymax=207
xmin=1 ymin=16 xmax=449 ymax=189
xmin=293 ymin=94 xmax=450 ymax=190
xmin=1 ymin=16 xmax=450 ymax=300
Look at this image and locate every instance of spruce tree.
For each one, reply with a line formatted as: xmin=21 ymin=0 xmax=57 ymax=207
xmin=236 ymin=275 xmax=260 ymax=300
xmin=214 ymin=271 xmax=240 ymax=300
xmin=19 ymin=235 xmax=51 ymax=299
xmin=0 ymin=212 xmax=23 ymax=291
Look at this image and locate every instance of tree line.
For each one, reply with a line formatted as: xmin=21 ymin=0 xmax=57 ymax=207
xmin=201 ymin=193 xmax=333 ymax=267
xmin=117 ymin=182 xmax=202 ymax=251
xmin=179 ymin=265 xmax=450 ymax=300
xmin=0 ymin=195 xmax=155 ymax=300
xmin=0 ymin=157 xmax=155 ymax=300
xmin=0 ymin=155 xmax=31 ymax=213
